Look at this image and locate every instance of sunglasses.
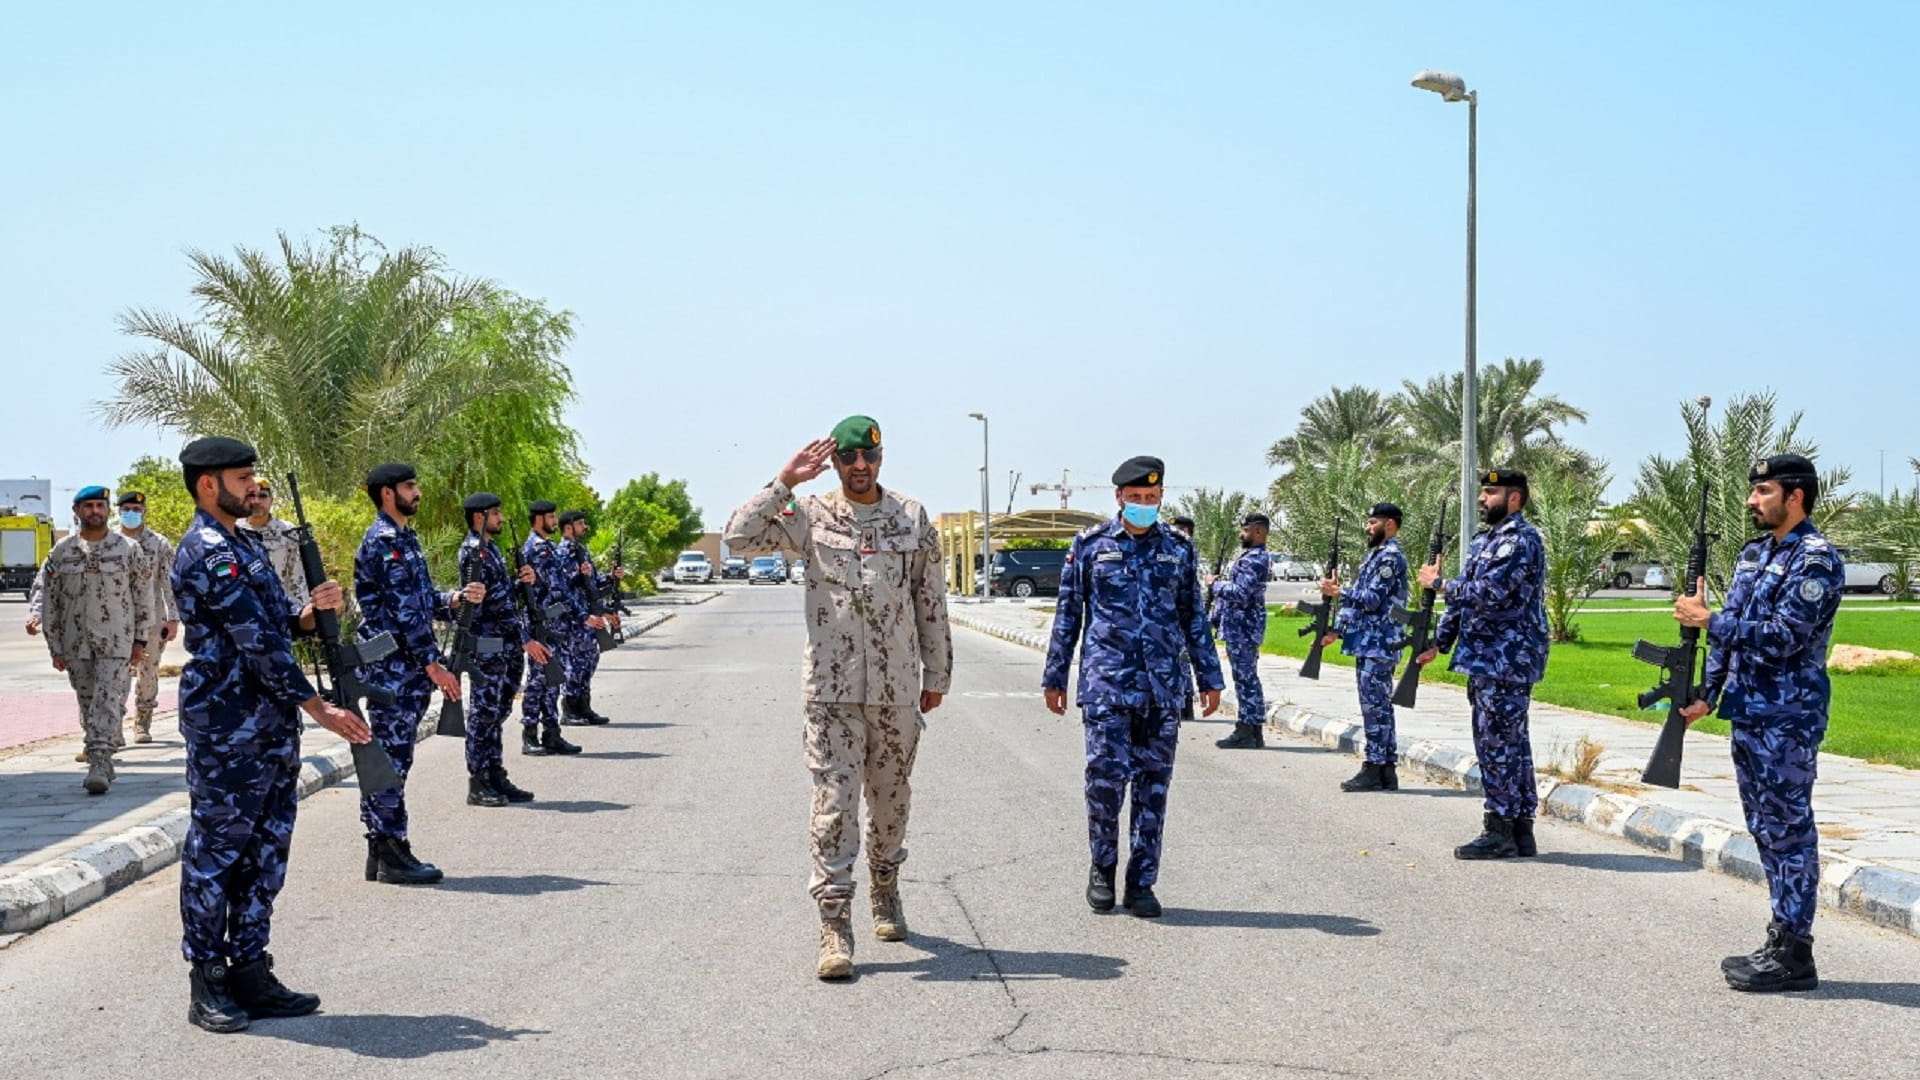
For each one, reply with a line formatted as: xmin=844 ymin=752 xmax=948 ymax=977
xmin=834 ymin=448 xmax=882 ymax=466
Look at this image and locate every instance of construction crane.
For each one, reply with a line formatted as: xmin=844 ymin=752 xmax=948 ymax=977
xmin=1029 ymin=468 xmax=1196 ymax=509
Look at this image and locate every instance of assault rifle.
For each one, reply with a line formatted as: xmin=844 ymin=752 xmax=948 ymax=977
xmin=578 ymin=546 xmax=618 ymax=654
xmin=606 ymin=531 xmax=633 ymax=644
xmin=1633 ymin=481 xmax=1713 ymax=788
xmin=285 ymin=473 xmax=404 ymax=792
xmin=437 ymin=543 xmax=503 ymax=737
xmin=509 ymin=521 xmax=568 ymax=686
xmin=1294 ymin=522 xmax=1342 ymax=680
xmin=1392 ymin=498 xmax=1450 ymax=708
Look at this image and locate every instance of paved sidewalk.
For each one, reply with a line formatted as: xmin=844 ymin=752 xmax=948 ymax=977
xmin=947 ymin=597 xmax=1920 ymax=939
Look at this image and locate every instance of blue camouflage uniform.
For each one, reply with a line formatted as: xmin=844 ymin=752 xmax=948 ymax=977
xmin=1704 ymin=520 xmax=1843 ymax=939
xmin=458 ymin=531 xmax=528 ymax=776
xmin=1209 ymin=546 xmax=1271 ymax=726
xmin=1336 ymin=537 xmax=1410 ymax=765
xmin=519 ymin=530 xmax=578 ymax=729
xmin=560 ymin=536 xmax=608 ymax=698
xmin=172 ymin=509 xmax=317 ymax=965
xmin=1432 ymin=515 xmax=1549 ymax=818
xmin=353 ymin=512 xmax=454 ymax=840
xmin=1045 ymin=517 xmax=1223 ymax=888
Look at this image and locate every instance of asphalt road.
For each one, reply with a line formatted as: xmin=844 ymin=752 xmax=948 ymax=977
xmin=2 ymin=586 xmax=1918 ymax=1078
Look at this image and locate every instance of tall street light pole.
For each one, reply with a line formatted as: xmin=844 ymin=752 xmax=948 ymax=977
xmin=969 ymin=413 xmax=990 ymax=598
xmin=1413 ymin=69 xmax=1478 ymax=556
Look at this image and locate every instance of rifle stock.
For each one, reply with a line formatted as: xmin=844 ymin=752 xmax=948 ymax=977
xmin=1391 ymin=497 xmax=1450 ymax=709
xmin=1295 ymin=522 xmax=1342 ymax=680
xmin=284 ymin=473 xmax=404 ymax=791
xmin=1633 ymin=482 xmax=1712 ymax=788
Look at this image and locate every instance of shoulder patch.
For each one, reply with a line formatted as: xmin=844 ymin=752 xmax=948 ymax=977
xmin=1799 ymin=578 xmax=1827 ymax=603
xmin=203 ymin=550 xmax=240 ymax=578
xmin=1495 ymin=541 xmax=1514 ymax=559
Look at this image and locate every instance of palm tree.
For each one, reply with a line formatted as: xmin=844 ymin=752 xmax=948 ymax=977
xmin=1266 ymin=385 xmax=1401 ymax=472
xmin=1395 ymin=357 xmax=1589 ymax=475
xmin=1166 ymin=488 xmax=1256 ymax=575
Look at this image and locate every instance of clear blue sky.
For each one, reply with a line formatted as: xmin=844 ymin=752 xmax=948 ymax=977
xmin=6 ymin=2 xmax=1915 ymax=525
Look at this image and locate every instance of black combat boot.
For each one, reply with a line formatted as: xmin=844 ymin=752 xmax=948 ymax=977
xmin=1726 ymin=927 xmax=1818 ymax=992
xmin=521 ymin=724 xmax=549 ymax=756
xmin=227 ymin=952 xmax=320 ymax=1018
xmin=540 ymin=721 xmax=583 ymax=755
xmin=1120 ymin=879 xmax=1163 ymax=918
xmin=187 ymin=960 xmax=250 ymax=1034
xmin=1454 ymin=812 xmax=1518 ymax=860
xmin=467 ymin=773 xmax=508 ymax=808
xmin=1723 ymin=922 xmax=1785 ymax=974
xmin=489 ymin=765 xmax=535 ymax=803
xmin=1215 ymin=724 xmax=1264 ymax=750
xmin=1341 ymin=762 xmax=1393 ymax=792
xmin=559 ymin=696 xmax=593 ymax=726
xmin=581 ymin=689 xmax=611 ymax=724
xmin=1511 ymin=816 xmax=1538 ymax=857
xmin=1086 ymin=862 xmax=1117 ymax=912
xmin=366 ymin=836 xmax=444 ymax=885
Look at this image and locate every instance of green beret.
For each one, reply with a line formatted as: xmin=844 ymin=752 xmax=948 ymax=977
xmin=831 ymin=415 xmax=883 ymax=452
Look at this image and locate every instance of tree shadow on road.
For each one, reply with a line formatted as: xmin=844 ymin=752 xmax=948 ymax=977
xmin=1527 ymin=851 xmax=1698 ymax=874
xmin=855 ymin=932 xmax=1126 ymax=983
xmin=574 ymin=750 xmax=667 ymax=761
xmin=1805 ymin=980 xmax=1920 ymax=1008
xmin=247 ymin=1013 xmax=546 ymax=1057
xmin=1156 ymin=908 xmax=1380 ymax=936
xmin=525 ymin=800 xmax=631 ymax=814
xmin=430 ymin=873 xmax=613 ymax=896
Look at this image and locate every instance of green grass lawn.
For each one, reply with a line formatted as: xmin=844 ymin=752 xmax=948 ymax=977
xmin=1261 ymin=605 xmax=1920 ymax=769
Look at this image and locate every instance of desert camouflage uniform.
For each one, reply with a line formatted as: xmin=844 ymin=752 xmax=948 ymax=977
xmin=239 ymin=517 xmax=309 ymax=611
xmin=121 ymin=526 xmax=179 ymax=730
xmin=41 ymin=533 xmax=153 ymax=755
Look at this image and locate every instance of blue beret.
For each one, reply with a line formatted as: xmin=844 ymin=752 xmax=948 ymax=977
xmin=74 ymin=485 xmax=110 ymax=505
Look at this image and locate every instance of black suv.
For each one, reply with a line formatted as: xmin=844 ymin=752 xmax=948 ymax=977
xmin=989 ymin=548 xmax=1069 ymax=598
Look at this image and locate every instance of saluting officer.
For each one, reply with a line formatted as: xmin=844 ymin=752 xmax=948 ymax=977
xmin=1044 ymin=456 xmax=1222 ymax=918
xmin=1211 ymin=512 xmax=1272 ymax=749
xmin=458 ymin=493 xmax=549 ymax=807
xmin=520 ymin=500 xmax=587 ymax=754
xmin=170 ymin=436 xmax=369 ymax=1034
xmin=41 ymin=485 xmax=151 ymax=793
xmin=1415 ymin=469 xmax=1550 ymax=859
xmin=1321 ymin=502 xmax=1411 ymax=791
xmin=1678 ymin=454 xmax=1843 ymax=993
xmin=116 ymin=490 xmax=179 ymax=745
xmin=353 ymin=463 xmax=482 ymax=885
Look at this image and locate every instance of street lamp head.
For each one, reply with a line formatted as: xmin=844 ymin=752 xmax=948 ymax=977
xmin=1411 ymin=69 xmax=1470 ymax=103
xmin=968 ymin=412 xmax=985 ymax=421
xmin=1694 ymin=395 xmax=1713 ymax=410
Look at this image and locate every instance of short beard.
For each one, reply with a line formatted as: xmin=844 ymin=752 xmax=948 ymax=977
xmin=215 ymin=485 xmax=249 ymax=519
xmin=396 ymin=494 xmax=421 ymax=517
xmin=1481 ymin=501 xmax=1510 ymax=527
xmin=1368 ymin=529 xmax=1386 ymax=549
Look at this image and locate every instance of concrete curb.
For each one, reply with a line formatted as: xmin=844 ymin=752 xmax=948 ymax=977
xmin=951 ymin=610 xmax=1920 ymax=941
xmin=0 ymin=610 xmax=677 ymax=942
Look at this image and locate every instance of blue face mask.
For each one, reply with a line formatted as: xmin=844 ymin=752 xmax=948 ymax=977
xmin=119 ymin=510 xmax=144 ymax=529
xmin=1119 ymin=503 xmax=1160 ymax=528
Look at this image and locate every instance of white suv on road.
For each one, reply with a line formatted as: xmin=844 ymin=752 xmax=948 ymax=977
xmin=672 ymin=551 xmax=714 ymax=584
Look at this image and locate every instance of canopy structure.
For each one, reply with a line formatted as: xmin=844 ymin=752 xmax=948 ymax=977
xmin=936 ymin=508 xmax=1106 ymax=594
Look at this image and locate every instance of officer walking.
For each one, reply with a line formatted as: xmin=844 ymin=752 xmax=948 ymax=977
xmin=1044 ymin=456 xmax=1222 ymax=918
xmin=170 ymin=436 xmax=370 ymax=1033
xmin=557 ymin=509 xmax=616 ymax=725
xmin=238 ymin=479 xmax=308 ymax=610
xmin=724 ymin=415 xmax=952 ymax=980
xmin=1321 ymin=503 xmax=1411 ymax=791
xmin=457 ymin=494 xmax=549 ymax=807
xmin=1414 ymin=469 xmax=1549 ymax=859
xmin=1677 ymin=454 xmax=1842 ymax=993
xmin=353 ymin=463 xmax=481 ymax=885
xmin=116 ymin=491 xmax=179 ymax=745
xmin=41 ymin=485 xmax=152 ymax=793
xmin=519 ymin=500 xmax=589 ymax=753
xmin=1211 ymin=512 xmax=1272 ymax=749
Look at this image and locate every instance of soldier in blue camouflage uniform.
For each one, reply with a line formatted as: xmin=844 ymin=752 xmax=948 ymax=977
xmin=1677 ymin=453 xmax=1842 ymax=993
xmin=519 ymin=500 xmax=586 ymax=754
xmin=1211 ymin=512 xmax=1272 ymax=749
xmin=1045 ymin=456 xmax=1223 ymax=918
xmin=353 ymin=463 xmax=483 ymax=885
xmin=557 ymin=510 xmax=618 ymax=725
xmin=1416 ymin=469 xmax=1550 ymax=860
xmin=457 ymin=493 xmax=551 ymax=807
xmin=1321 ymin=502 xmax=1411 ymax=791
xmin=170 ymin=437 xmax=370 ymax=1033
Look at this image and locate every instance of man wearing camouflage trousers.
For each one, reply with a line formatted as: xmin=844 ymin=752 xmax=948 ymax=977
xmin=726 ymin=415 xmax=952 ymax=981
xmin=117 ymin=490 xmax=179 ymax=745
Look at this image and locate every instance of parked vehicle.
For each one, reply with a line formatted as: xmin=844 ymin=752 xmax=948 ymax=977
xmin=0 ymin=514 xmax=52 ymax=597
xmin=1835 ymin=548 xmax=1904 ymax=594
xmin=672 ymin=551 xmax=714 ymax=584
xmin=1269 ymin=554 xmax=1320 ymax=582
xmin=749 ymin=555 xmax=787 ymax=584
xmin=720 ymin=557 xmax=749 ymax=580
xmin=789 ymin=559 xmax=806 ymax=583
xmin=1601 ymin=550 xmax=1666 ymax=590
xmin=989 ymin=548 xmax=1069 ymax=598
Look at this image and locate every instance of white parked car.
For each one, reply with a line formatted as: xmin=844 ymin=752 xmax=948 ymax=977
xmin=789 ymin=559 xmax=806 ymax=583
xmin=1836 ymin=548 xmax=1903 ymax=595
xmin=1270 ymin=554 xmax=1320 ymax=582
xmin=672 ymin=551 xmax=714 ymax=584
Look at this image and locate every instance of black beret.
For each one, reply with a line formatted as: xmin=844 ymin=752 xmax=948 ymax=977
xmin=117 ymin=490 xmax=146 ymax=507
xmin=1481 ymin=468 xmax=1528 ymax=490
xmin=1171 ymin=516 xmax=1196 ymax=531
xmin=179 ymin=436 xmax=257 ymax=470
xmin=462 ymin=492 xmax=502 ymax=514
xmin=1368 ymin=502 xmax=1403 ymax=522
xmin=528 ymin=499 xmax=558 ymax=517
xmin=1242 ymin=512 xmax=1271 ymax=528
xmin=1751 ymin=454 xmax=1817 ymax=483
xmin=1111 ymin=455 xmax=1165 ymax=488
xmin=365 ymin=462 xmax=416 ymax=490
xmin=557 ymin=510 xmax=586 ymax=525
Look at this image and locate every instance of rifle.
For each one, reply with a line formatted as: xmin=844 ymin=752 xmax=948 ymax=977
xmin=437 ymin=542 xmax=504 ymax=737
xmin=509 ymin=521 xmax=568 ymax=686
xmin=284 ymin=473 xmax=404 ymax=792
xmin=1633 ymin=481 xmax=1713 ymax=788
xmin=1294 ymin=522 xmax=1342 ymax=680
xmin=574 ymin=537 xmax=618 ymax=653
xmin=606 ymin=531 xmax=634 ymax=643
xmin=1392 ymin=497 xmax=1450 ymax=708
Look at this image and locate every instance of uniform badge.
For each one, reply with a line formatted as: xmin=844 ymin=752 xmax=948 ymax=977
xmin=204 ymin=551 xmax=239 ymax=577
xmin=1495 ymin=541 xmax=1513 ymax=558
xmin=1799 ymin=579 xmax=1826 ymax=602
xmin=1095 ymin=551 xmax=1122 ymax=563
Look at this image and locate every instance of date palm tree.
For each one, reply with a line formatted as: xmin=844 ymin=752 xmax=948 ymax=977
xmin=1395 ymin=357 xmax=1589 ymax=476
